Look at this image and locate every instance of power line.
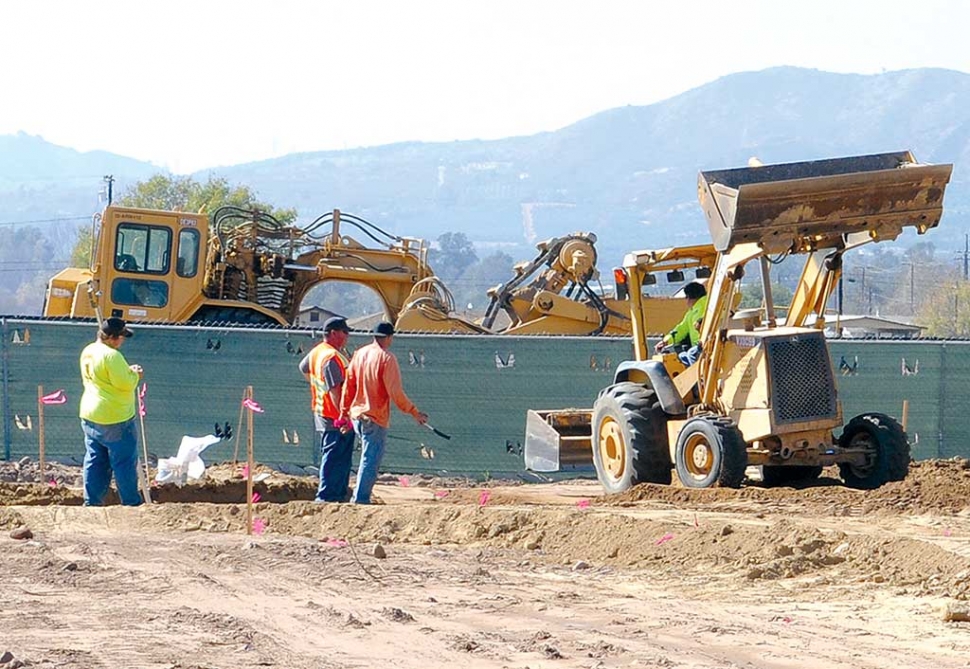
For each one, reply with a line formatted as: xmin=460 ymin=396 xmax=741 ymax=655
xmin=0 ymin=215 xmax=90 ymax=228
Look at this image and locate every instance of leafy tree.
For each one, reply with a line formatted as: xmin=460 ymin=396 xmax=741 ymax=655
xmin=0 ymin=226 xmax=56 ymax=315
xmin=429 ymin=232 xmax=478 ymax=281
xmin=917 ymin=275 xmax=970 ymax=337
xmin=117 ymin=174 xmax=297 ymax=223
xmin=71 ymin=226 xmax=95 ymax=268
xmin=69 ymin=174 xmax=297 ymax=267
xmin=450 ymin=251 xmax=515 ymax=313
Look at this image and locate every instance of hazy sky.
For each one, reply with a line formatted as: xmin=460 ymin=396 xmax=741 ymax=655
xmin=2 ymin=0 xmax=968 ymax=173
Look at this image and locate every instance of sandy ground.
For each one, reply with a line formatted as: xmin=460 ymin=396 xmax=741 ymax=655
xmin=2 ymin=460 xmax=970 ymax=668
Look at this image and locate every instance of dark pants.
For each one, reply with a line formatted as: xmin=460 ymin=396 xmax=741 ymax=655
xmin=81 ymin=418 xmax=143 ymax=506
xmin=316 ymin=428 xmax=356 ymax=502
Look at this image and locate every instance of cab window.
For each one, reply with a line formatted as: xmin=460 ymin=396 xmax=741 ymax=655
xmin=177 ymin=228 xmax=201 ymax=278
xmin=111 ymin=278 xmax=169 ymax=308
xmin=115 ymin=224 xmax=171 ymax=274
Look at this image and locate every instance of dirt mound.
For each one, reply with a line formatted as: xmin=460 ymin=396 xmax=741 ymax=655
xmin=607 ymin=458 xmax=970 ymax=516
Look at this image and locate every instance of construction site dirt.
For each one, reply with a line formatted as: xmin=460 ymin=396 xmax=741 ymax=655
xmin=2 ymin=460 xmax=970 ymax=668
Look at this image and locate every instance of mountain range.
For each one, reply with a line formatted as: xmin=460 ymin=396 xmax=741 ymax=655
xmin=2 ymin=65 xmax=969 ymax=285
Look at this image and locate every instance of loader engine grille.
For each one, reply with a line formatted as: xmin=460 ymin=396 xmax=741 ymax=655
xmin=766 ymin=333 xmax=838 ymax=425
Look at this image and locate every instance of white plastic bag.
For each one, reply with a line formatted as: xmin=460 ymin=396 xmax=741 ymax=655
xmin=155 ymin=434 xmax=222 ymax=485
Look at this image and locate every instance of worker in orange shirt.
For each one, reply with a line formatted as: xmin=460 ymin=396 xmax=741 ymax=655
xmin=340 ymin=321 xmax=427 ymax=504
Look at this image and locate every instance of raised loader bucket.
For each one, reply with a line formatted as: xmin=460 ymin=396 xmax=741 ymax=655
xmin=697 ymin=151 xmax=952 ymax=253
xmin=524 ymin=409 xmax=594 ymax=473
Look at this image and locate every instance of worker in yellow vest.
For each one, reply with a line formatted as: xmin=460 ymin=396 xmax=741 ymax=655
xmin=299 ymin=317 xmax=354 ymax=502
xmin=655 ymin=282 xmax=708 ymax=366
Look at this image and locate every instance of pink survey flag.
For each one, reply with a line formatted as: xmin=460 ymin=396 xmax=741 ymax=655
xmin=252 ymin=518 xmax=266 ymax=535
xmin=251 ymin=492 xmax=261 ymax=504
xmin=242 ymin=398 xmax=264 ymax=413
xmin=138 ymin=384 xmax=147 ymax=417
xmin=40 ymin=389 xmax=67 ymax=405
xmin=478 ymin=490 xmax=491 ymax=506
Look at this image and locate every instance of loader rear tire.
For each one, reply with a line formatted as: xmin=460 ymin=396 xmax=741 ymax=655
xmin=591 ymin=383 xmax=671 ymax=493
xmin=838 ymin=413 xmax=909 ymax=489
xmin=760 ymin=465 xmax=823 ymax=487
xmin=674 ymin=416 xmax=747 ymax=488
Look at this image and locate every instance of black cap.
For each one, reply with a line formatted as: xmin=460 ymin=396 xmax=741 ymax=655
xmin=373 ymin=321 xmax=395 ymax=338
xmin=101 ymin=317 xmax=134 ymax=338
xmin=323 ymin=316 xmax=350 ymax=333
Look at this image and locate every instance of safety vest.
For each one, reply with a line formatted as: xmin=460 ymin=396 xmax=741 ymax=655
xmin=308 ymin=343 xmax=349 ymax=419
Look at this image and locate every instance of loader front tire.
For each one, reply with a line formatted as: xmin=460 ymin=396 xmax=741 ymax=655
xmin=838 ymin=413 xmax=910 ymax=489
xmin=674 ymin=416 xmax=747 ymax=488
xmin=591 ymin=383 xmax=671 ymax=493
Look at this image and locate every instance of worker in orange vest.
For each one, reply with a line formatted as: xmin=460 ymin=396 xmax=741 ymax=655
xmin=299 ymin=317 xmax=354 ymax=502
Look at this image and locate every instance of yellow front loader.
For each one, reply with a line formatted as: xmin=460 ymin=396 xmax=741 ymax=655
xmin=526 ymin=151 xmax=952 ymax=490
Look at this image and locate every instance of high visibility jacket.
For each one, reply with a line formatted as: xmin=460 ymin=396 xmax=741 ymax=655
xmin=307 ymin=343 xmax=349 ymax=419
xmin=79 ymin=341 xmax=140 ymax=424
xmin=663 ymin=295 xmax=708 ymax=348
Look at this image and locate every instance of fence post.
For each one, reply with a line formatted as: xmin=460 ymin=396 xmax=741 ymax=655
xmin=1 ymin=318 xmax=10 ymax=461
xmin=937 ymin=342 xmax=946 ymax=458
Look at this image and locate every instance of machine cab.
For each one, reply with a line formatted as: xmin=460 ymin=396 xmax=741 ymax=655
xmin=43 ymin=206 xmax=209 ymax=322
xmin=101 ymin=207 xmax=207 ymax=322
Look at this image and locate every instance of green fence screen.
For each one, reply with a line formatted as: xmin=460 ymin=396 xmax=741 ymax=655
xmin=0 ymin=318 xmax=963 ymax=476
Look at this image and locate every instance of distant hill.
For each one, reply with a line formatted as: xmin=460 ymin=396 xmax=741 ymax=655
xmin=2 ymin=66 xmax=969 ymax=311
xmin=207 ymin=66 xmax=970 ymax=265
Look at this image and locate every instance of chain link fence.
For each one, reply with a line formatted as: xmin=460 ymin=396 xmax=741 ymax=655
xmin=0 ymin=318 xmax=632 ymax=477
xmin=1 ymin=318 xmax=964 ymax=476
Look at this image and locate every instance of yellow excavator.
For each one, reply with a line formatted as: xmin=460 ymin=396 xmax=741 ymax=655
xmin=44 ymin=204 xmax=691 ymax=336
xmin=525 ymin=151 xmax=952 ymax=490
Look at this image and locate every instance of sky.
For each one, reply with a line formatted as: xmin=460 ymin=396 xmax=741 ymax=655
xmin=2 ymin=0 xmax=969 ymax=174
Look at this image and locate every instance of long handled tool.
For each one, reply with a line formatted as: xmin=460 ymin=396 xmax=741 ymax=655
xmin=423 ymin=422 xmax=451 ymax=440
xmin=137 ymin=384 xmax=153 ymax=504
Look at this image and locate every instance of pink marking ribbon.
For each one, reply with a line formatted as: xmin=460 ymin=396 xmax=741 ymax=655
xmin=252 ymin=518 xmax=266 ymax=535
xmin=48 ymin=478 xmax=57 ymax=488
xmin=40 ymin=389 xmax=67 ymax=405
xmin=241 ymin=464 xmax=250 ymax=479
xmin=576 ymin=499 xmax=590 ymax=509
xmin=478 ymin=490 xmax=491 ymax=507
xmin=251 ymin=492 xmax=261 ymax=504
xmin=324 ymin=538 xmax=348 ymax=547
xmin=655 ymin=532 xmax=675 ymax=546
xmin=399 ymin=476 xmax=410 ymax=487
xmin=242 ymin=398 xmax=264 ymax=413
xmin=433 ymin=490 xmax=450 ymax=499
xmin=138 ymin=383 xmax=147 ymax=417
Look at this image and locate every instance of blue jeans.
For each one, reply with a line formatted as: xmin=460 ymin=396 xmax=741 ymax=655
xmin=316 ymin=427 xmax=356 ymax=502
xmin=81 ymin=418 xmax=143 ymax=506
xmin=351 ymin=418 xmax=387 ymax=504
xmin=678 ymin=344 xmax=701 ymax=366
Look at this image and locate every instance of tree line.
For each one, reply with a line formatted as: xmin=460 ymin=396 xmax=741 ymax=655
xmin=2 ymin=173 xmax=963 ymax=337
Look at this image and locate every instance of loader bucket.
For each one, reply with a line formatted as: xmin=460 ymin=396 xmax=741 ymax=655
xmin=697 ymin=151 xmax=952 ymax=253
xmin=524 ymin=409 xmax=594 ymax=473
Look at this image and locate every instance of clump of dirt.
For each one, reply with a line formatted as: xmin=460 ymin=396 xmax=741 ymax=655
xmin=0 ymin=457 xmax=82 ymax=486
xmin=608 ymin=458 xmax=970 ymax=516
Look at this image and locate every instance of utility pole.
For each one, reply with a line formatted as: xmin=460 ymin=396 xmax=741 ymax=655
xmin=956 ymin=233 xmax=970 ymax=281
xmin=103 ymin=175 xmax=114 ymax=205
xmin=910 ymin=262 xmax=915 ymax=314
